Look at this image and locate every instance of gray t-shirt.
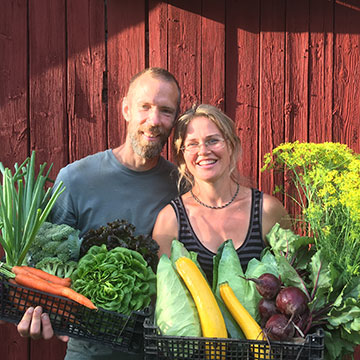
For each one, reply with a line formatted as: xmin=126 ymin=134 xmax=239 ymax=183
xmin=50 ymin=149 xmax=179 ymax=360
xmin=51 ymin=149 xmax=179 ymax=237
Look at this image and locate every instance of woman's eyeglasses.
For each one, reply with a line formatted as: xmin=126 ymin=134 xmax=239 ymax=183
xmin=181 ymin=137 xmax=226 ymax=154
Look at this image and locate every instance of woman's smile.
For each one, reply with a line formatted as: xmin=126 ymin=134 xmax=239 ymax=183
xmin=184 ymin=116 xmax=231 ymax=182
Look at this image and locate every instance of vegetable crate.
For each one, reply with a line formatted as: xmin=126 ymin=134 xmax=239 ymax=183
xmin=0 ymin=276 xmax=149 ymax=354
xmin=143 ymin=319 xmax=324 ymax=360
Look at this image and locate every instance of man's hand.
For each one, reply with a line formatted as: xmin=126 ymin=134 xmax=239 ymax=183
xmin=17 ymin=306 xmax=69 ymax=342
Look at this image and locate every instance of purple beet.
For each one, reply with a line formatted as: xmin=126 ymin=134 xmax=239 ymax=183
xmin=276 ymin=286 xmax=309 ymax=318
xmin=258 ymin=298 xmax=279 ymax=325
xmin=265 ymin=313 xmax=295 ymax=341
xmin=244 ymin=273 xmax=282 ymax=299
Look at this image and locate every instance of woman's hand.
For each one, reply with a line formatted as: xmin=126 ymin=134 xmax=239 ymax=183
xmin=17 ymin=306 xmax=69 ymax=342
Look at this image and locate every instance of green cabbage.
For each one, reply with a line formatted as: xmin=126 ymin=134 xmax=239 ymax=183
xmin=155 ymin=253 xmax=201 ymax=337
xmin=71 ymin=244 xmax=156 ymax=315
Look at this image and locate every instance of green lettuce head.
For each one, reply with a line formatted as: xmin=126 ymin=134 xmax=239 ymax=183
xmin=71 ymin=244 xmax=156 ymax=315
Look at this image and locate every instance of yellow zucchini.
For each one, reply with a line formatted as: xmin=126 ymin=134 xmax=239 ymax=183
xmin=175 ymin=257 xmax=227 ymax=339
xmin=220 ymin=282 xmax=269 ymax=360
xmin=219 ymin=282 xmax=263 ymax=340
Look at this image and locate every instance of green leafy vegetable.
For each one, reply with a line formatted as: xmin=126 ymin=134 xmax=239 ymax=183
xmin=266 ymin=224 xmax=360 ymax=360
xmin=0 ymin=151 xmax=65 ymax=266
xmin=80 ymin=219 xmax=159 ymax=271
xmin=71 ymin=244 xmax=156 ymax=315
xmin=155 ymin=253 xmax=201 ymax=337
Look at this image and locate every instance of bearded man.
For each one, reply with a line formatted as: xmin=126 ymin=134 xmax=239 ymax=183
xmin=15 ymin=67 xmax=181 ymax=360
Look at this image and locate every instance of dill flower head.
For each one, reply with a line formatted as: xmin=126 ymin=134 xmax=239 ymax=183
xmin=262 ymin=141 xmax=360 ymax=282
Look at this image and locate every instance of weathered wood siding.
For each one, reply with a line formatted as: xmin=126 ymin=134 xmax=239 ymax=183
xmin=1 ymin=1 xmax=359 ymax=359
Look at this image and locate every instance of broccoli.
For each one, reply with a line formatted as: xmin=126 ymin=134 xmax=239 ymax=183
xmin=56 ymin=233 xmax=81 ymax=263
xmin=26 ymin=221 xmax=81 ymax=272
xmin=35 ymin=257 xmax=78 ymax=278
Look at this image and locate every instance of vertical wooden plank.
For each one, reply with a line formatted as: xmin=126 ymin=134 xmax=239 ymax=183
xmin=0 ymin=0 xmax=28 ymax=282
xmin=149 ymin=1 xmax=168 ymax=69
xmin=67 ymin=0 xmax=107 ymax=162
xmin=258 ymin=0 xmax=286 ymax=197
xmin=0 ymin=0 xmax=28 ymax=169
xmin=28 ymin=0 xmax=68 ymax=178
xmin=226 ymin=0 xmax=260 ymax=184
xmin=31 ymin=338 xmax=67 ymax=360
xmin=107 ymin=0 xmax=145 ymax=149
xmin=284 ymin=0 xmax=310 ymax=220
xmin=333 ymin=0 xmax=360 ymax=154
xmin=28 ymin=0 xmax=67 ymax=358
xmin=168 ymin=0 xmax=202 ymax=112
xmin=1 ymin=323 xmax=29 ymax=360
xmin=201 ymin=0 xmax=225 ymax=110
xmin=308 ymin=0 xmax=334 ymax=143
xmin=284 ymin=0 xmax=309 ymax=144
xmin=148 ymin=1 xmax=171 ymax=159
xmin=334 ymin=2 xmax=360 ymax=357
xmin=166 ymin=0 xmax=202 ymax=163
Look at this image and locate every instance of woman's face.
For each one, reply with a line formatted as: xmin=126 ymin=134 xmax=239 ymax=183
xmin=182 ymin=116 xmax=231 ymax=184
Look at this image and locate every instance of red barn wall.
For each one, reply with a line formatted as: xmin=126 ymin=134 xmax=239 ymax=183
xmin=0 ymin=0 xmax=359 ymax=359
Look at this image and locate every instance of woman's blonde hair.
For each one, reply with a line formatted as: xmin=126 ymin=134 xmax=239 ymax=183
xmin=173 ymin=104 xmax=242 ymax=190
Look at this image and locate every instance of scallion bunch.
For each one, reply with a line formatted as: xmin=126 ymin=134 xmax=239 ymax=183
xmin=0 ymin=151 xmax=64 ymax=266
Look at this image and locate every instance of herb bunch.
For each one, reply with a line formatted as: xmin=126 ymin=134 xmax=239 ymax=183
xmin=262 ymin=141 xmax=360 ymax=284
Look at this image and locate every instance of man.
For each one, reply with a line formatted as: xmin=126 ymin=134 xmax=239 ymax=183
xmin=14 ymin=67 xmax=181 ymax=359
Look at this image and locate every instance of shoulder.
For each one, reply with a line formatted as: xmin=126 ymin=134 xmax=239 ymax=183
xmin=56 ymin=150 xmax=110 ymax=183
xmin=58 ymin=150 xmax=109 ymax=173
xmin=155 ymin=202 xmax=178 ymax=227
xmin=152 ymin=202 xmax=178 ymax=257
xmin=262 ymin=192 xmax=285 ymax=212
xmin=159 ymin=156 xmax=177 ymax=169
xmin=157 ymin=157 xmax=179 ymax=178
xmin=261 ymin=192 xmax=291 ymax=233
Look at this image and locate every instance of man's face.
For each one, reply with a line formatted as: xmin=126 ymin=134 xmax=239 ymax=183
xmin=123 ymin=74 xmax=179 ymax=159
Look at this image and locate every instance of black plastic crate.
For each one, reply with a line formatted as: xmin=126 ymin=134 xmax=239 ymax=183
xmin=0 ymin=275 xmax=149 ymax=353
xmin=143 ymin=318 xmax=324 ymax=360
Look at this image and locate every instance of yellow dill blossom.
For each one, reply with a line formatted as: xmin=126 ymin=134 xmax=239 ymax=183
xmin=262 ymin=142 xmax=360 ymax=282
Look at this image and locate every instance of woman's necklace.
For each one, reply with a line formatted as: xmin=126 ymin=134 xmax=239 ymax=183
xmin=190 ymin=183 xmax=240 ymax=210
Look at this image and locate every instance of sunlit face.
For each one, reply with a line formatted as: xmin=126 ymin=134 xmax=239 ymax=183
xmin=122 ymin=73 xmax=179 ymax=159
xmin=182 ymin=116 xmax=231 ymax=183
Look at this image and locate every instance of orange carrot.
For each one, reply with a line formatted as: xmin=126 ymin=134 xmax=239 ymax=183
xmin=13 ymin=273 xmax=97 ymax=310
xmin=8 ymin=279 xmax=76 ymax=320
xmin=12 ymin=266 xmax=71 ymax=287
xmin=58 ymin=287 xmax=97 ymax=310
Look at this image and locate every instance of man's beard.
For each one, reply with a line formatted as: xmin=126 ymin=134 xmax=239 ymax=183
xmin=129 ymin=126 xmax=170 ymax=159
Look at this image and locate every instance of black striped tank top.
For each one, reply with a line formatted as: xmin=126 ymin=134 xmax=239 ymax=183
xmin=170 ymin=188 xmax=265 ymax=284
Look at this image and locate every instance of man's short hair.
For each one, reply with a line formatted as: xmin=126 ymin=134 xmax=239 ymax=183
xmin=128 ymin=67 xmax=181 ymax=113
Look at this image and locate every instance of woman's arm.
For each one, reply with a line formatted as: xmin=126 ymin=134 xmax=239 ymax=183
xmin=152 ymin=204 xmax=179 ymax=257
xmin=262 ymin=193 xmax=292 ymax=242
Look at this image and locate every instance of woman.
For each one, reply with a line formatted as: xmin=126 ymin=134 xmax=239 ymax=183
xmin=152 ymin=104 xmax=290 ymax=284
